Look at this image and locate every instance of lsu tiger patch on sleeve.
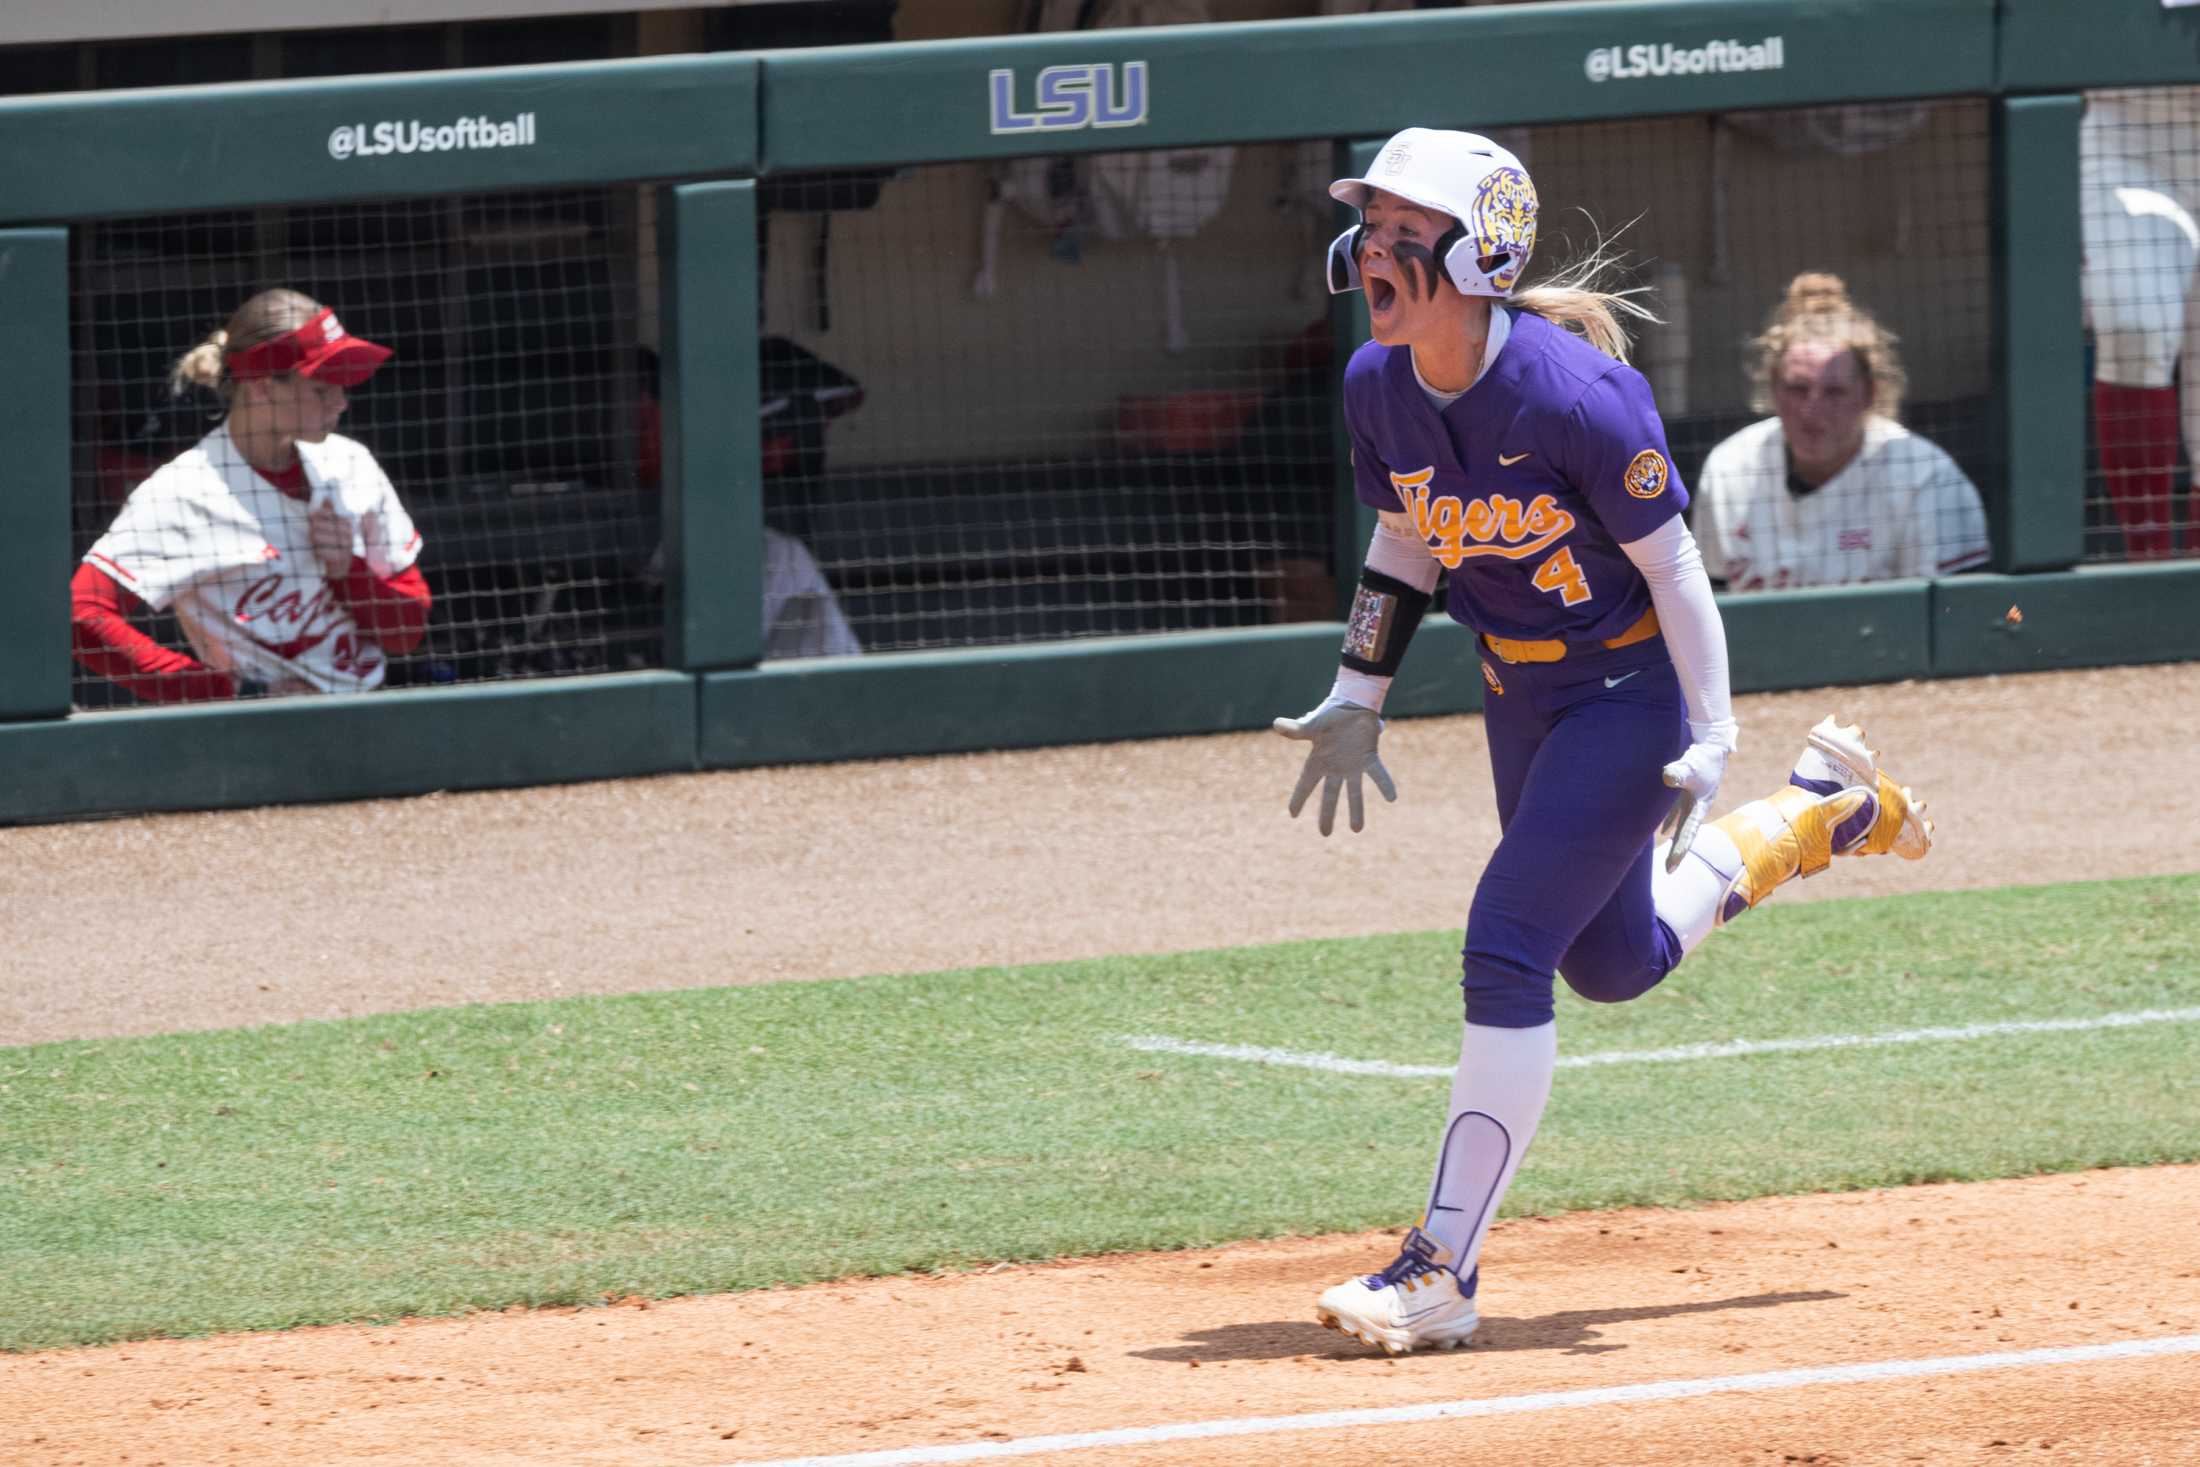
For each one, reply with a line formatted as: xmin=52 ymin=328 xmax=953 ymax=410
xmin=1622 ymin=448 xmax=1671 ymax=500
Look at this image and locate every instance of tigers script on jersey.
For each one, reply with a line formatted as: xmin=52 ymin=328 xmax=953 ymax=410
xmin=1345 ymin=309 xmax=1687 ymax=644
xmin=83 ymin=424 xmax=424 ymax=693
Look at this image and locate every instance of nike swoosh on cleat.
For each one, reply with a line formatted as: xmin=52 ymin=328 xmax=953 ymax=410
xmin=1498 ymin=451 xmax=1531 ymax=466
xmin=1604 ymin=670 xmax=1642 ymax=688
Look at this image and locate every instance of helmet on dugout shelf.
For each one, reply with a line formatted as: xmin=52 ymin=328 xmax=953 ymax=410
xmin=1325 ymin=127 xmax=1539 ymax=300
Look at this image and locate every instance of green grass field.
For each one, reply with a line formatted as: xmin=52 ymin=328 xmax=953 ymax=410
xmin=3 ymin=874 xmax=2196 ymax=1352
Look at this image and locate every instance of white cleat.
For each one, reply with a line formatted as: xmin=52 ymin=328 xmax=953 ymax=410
xmin=1314 ymin=1228 xmax=1479 ymax=1355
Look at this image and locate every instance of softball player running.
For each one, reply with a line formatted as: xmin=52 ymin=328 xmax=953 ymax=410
xmin=1273 ymin=128 xmax=1935 ymax=1355
xmin=71 ymin=289 xmax=430 ymax=702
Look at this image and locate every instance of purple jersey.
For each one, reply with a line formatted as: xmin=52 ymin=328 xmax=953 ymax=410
xmin=1345 ymin=309 xmax=1687 ymax=645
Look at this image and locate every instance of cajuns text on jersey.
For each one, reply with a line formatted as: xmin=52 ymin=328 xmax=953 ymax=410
xmin=1344 ymin=309 xmax=1687 ymax=645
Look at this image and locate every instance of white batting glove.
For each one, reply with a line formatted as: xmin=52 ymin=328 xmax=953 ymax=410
xmin=1273 ymin=695 xmax=1396 ymax=836
xmin=1660 ymin=720 xmax=1739 ymax=871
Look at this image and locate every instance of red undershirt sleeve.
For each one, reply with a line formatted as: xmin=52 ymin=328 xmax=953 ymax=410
xmin=69 ymin=561 xmax=238 ymax=704
xmin=331 ymin=559 xmax=432 ymax=656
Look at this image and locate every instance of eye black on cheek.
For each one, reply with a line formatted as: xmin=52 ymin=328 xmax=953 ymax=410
xmin=1392 ymin=241 xmax=1443 ymax=303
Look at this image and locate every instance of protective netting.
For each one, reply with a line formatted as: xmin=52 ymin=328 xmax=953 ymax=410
xmin=755 ymin=141 xmax=1346 ymax=654
xmin=2081 ymin=85 xmax=2200 ymax=563
xmin=68 ymin=187 xmax=660 ymax=708
xmin=62 ymin=97 xmax=2003 ymax=706
xmin=757 ymin=100 xmax=1997 ymax=654
xmin=1505 ymin=99 xmax=1994 ymax=591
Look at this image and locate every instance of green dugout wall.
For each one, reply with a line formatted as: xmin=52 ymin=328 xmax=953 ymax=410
xmin=0 ymin=229 xmax=71 ymax=725
xmin=3 ymin=0 xmax=2197 ymax=824
xmin=757 ymin=0 xmax=1992 ymax=167
xmin=0 ymin=55 xmax=760 ymax=217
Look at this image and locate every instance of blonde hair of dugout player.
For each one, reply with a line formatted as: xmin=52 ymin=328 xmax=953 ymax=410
xmin=1747 ymin=271 xmax=1908 ymax=420
xmin=167 ymin=287 xmax=323 ymax=401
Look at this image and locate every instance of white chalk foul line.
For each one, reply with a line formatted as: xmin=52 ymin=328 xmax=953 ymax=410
xmin=1123 ymin=1005 xmax=2200 ymax=1079
xmin=734 ymin=1333 xmax=2200 ymax=1467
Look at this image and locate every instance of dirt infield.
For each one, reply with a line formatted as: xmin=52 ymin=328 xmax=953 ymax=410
xmin=8 ymin=1167 xmax=2197 ymax=1466
xmin=4 ymin=662 xmax=2198 ymax=1465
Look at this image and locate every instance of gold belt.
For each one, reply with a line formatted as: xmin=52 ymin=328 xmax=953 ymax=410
xmin=1483 ymin=608 xmax=1660 ymax=666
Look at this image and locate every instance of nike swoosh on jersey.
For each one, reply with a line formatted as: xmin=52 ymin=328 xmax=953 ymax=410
xmin=1498 ymin=451 xmax=1532 ymax=466
xmin=1604 ymin=670 xmax=1642 ymax=688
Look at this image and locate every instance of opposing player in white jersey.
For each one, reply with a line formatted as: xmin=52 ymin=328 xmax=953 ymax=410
xmin=1695 ymin=272 xmax=1989 ymax=591
xmin=2082 ymin=86 xmax=2200 ymax=560
xmin=71 ymin=288 xmax=431 ymax=702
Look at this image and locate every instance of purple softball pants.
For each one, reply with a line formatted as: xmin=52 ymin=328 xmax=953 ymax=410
xmin=1461 ymin=637 xmax=1692 ymax=1029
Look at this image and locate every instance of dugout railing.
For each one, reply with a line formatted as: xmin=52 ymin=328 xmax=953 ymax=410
xmin=0 ymin=0 xmax=2196 ymax=823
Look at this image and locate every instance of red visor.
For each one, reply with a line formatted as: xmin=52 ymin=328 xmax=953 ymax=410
xmin=225 ymin=308 xmax=393 ymax=387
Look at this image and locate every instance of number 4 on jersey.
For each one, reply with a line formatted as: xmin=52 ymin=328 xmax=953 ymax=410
xmin=1531 ymin=545 xmax=1592 ymax=606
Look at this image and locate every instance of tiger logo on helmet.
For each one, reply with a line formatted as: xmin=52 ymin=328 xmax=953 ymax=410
xmin=1469 ymin=167 xmax=1538 ymax=295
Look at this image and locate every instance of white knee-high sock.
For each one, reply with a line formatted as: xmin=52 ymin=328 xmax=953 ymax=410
xmin=1420 ymin=1020 xmax=1557 ymax=1285
xmin=1651 ymin=822 xmax=1743 ymax=957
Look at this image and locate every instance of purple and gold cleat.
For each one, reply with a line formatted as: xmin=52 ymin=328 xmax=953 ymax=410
xmin=1790 ymin=716 xmax=1934 ymax=860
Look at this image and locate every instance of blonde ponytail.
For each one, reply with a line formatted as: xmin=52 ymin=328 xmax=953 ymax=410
xmin=1779 ymin=271 xmax=1850 ymax=319
xmin=167 ymin=329 xmax=230 ymax=398
xmin=1511 ymin=234 xmax=1660 ymax=365
xmin=167 ymin=288 xmax=323 ymax=402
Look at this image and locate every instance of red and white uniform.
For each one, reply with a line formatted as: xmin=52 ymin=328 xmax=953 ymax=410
xmin=2082 ymin=86 xmax=2200 ymax=558
xmin=76 ymin=423 xmax=427 ymax=699
xmin=2082 ymin=87 xmax=2200 ymax=390
xmin=1695 ymin=415 xmax=1990 ymax=590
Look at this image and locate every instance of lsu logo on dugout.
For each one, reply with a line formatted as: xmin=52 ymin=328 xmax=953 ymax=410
xmin=987 ymin=61 xmax=1149 ymax=134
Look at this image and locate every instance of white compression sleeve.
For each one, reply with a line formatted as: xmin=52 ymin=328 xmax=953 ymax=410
xmin=1421 ymin=1020 xmax=1558 ymax=1282
xmin=1331 ymin=520 xmax=1441 ymax=713
xmin=1618 ymin=514 xmax=1735 ymax=744
xmin=1627 ymin=516 xmax=1740 ymax=957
